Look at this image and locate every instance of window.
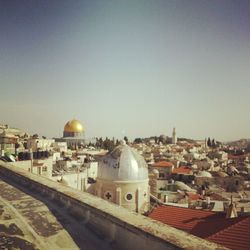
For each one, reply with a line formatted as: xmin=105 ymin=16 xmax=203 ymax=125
xmin=125 ymin=193 xmax=133 ymax=201
xmin=159 ymin=173 xmax=164 ymax=178
xmin=104 ymin=191 xmax=113 ymax=200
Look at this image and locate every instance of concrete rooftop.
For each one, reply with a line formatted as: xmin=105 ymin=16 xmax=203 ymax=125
xmin=0 ymin=175 xmax=111 ymax=250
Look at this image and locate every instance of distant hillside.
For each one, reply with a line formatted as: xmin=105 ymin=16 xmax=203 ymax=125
xmin=226 ymin=138 xmax=250 ymax=148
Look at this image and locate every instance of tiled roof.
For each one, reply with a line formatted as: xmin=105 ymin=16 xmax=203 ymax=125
xmin=228 ymin=154 xmax=246 ymax=160
xmin=207 ymin=216 xmax=250 ymax=250
xmin=148 ymin=205 xmax=250 ymax=250
xmin=152 ymin=161 xmax=173 ymax=168
xmin=191 ymin=216 xmax=244 ymax=238
xmin=172 ymin=166 xmax=192 ymax=174
xmin=209 ymin=193 xmax=229 ymax=202
xmin=187 ymin=193 xmax=202 ymax=201
xmin=148 ymin=205 xmax=218 ymax=232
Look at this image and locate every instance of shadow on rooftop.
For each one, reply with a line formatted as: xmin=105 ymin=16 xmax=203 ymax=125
xmin=0 ymin=174 xmax=112 ymax=250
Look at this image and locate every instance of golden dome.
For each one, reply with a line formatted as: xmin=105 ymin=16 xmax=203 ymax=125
xmin=64 ymin=119 xmax=84 ymax=133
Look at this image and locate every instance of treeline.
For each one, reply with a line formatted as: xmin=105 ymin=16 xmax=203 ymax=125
xmin=133 ymin=136 xmax=195 ymax=144
xmin=88 ymin=136 xmax=129 ymax=152
xmin=207 ymin=137 xmax=221 ymax=148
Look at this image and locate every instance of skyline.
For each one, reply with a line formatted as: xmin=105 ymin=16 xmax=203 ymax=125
xmin=1 ymin=0 xmax=250 ymax=141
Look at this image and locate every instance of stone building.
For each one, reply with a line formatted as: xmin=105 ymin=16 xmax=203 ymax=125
xmin=0 ymin=130 xmax=18 ymax=154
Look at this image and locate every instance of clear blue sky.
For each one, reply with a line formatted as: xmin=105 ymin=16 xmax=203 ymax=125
xmin=0 ymin=0 xmax=249 ymax=141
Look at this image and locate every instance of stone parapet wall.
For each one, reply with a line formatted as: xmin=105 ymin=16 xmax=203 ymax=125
xmin=0 ymin=161 xmax=227 ymax=250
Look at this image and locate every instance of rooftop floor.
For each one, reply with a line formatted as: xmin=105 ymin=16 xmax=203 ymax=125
xmin=0 ymin=175 xmax=111 ymax=250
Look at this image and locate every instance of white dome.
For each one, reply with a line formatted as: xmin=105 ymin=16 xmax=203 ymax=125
xmin=98 ymin=142 xmax=148 ymax=181
xmin=197 ymin=171 xmax=212 ymax=178
xmin=175 ymin=181 xmax=192 ymax=191
xmin=152 ymin=169 xmax=159 ymax=174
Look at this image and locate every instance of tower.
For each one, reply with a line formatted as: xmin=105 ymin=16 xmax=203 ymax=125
xmin=172 ymin=127 xmax=177 ymax=144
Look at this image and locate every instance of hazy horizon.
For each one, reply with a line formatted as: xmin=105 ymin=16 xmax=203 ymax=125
xmin=1 ymin=0 xmax=250 ymax=141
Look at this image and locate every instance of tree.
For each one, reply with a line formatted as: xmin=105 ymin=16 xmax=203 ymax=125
xmin=124 ymin=136 xmax=128 ymax=144
xmin=88 ymin=142 xmax=94 ymax=147
xmin=101 ymin=137 xmax=115 ymax=151
xmin=134 ymin=138 xmax=142 ymax=144
xmin=207 ymin=137 xmax=211 ymax=147
xmin=154 ymin=136 xmax=158 ymax=144
xmin=107 ymin=138 xmax=115 ymax=151
xmin=95 ymin=137 xmax=104 ymax=148
xmin=212 ymin=139 xmax=216 ymax=148
xmin=32 ymin=134 xmax=39 ymax=139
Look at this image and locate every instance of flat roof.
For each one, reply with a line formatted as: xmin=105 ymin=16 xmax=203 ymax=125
xmin=0 ymin=176 xmax=111 ymax=250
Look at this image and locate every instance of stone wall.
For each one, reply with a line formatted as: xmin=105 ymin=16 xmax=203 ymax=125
xmin=0 ymin=161 xmax=227 ymax=250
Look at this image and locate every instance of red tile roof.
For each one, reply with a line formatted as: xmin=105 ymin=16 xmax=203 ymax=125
xmin=209 ymin=193 xmax=228 ymax=202
xmin=187 ymin=193 xmax=202 ymax=201
xmin=228 ymin=154 xmax=246 ymax=160
xmin=149 ymin=205 xmax=218 ymax=232
xmin=172 ymin=166 xmax=192 ymax=174
xmin=152 ymin=161 xmax=173 ymax=168
xmin=148 ymin=205 xmax=250 ymax=250
xmin=207 ymin=216 xmax=250 ymax=250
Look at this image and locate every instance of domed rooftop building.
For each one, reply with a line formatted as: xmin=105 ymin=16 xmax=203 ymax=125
xmin=95 ymin=141 xmax=149 ymax=214
xmin=54 ymin=119 xmax=86 ymax=150
xmin=97 ymin=141 xmax=148 ymax=181
xmin=63 ymin=119 xmax=84 ymax=138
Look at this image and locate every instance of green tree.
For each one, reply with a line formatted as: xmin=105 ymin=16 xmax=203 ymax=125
xmin=124 ymin=136 xmax=128 ymax=144
xmin=134 ymin=138 xmax=142 ymax=144
xmin=207 ymin=137 xmax=211 ymax=147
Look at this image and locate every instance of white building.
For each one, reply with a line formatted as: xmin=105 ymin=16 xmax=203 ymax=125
xmin=94 ymin=141 xmax=150 ymax=214
xmin=27 ymin=138 xmax=55 ymax=151
xmin=53 ymin=160 xmax=98 ymax=190
xmin=53 ymin=142 xmax=67 ymax=153
xmin=12 ymin=157 xmax=53 ymax=178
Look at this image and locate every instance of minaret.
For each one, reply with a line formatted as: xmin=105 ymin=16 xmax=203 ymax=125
xmin=172 ymin=128 xmax=177 ymax=144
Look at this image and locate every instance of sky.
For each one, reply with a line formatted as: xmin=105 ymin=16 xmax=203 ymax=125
xmin=0 ymin=0 xmax=250 ymax=141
